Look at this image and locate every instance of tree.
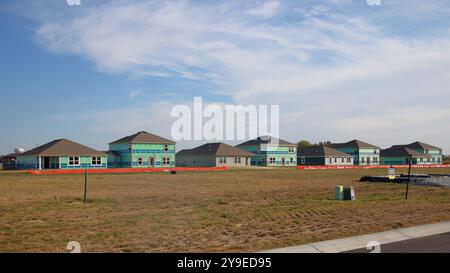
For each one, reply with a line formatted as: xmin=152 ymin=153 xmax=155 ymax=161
xmin=297 ymin=140 xmax=313 ymax=147
xmin=317 ymin=141 xmax=332 ymax=147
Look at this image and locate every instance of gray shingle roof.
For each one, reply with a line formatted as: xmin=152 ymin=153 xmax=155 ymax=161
xmin=405 ymin=141 xmax=441 ymax=151
xmin=19 ymin=139 xmax=107 ymax=157
xmin=330 ymin=139 xmax=380 ymax=149
xmin=298 ymin=146 xmax=352 ymax=157
xmin=381 ymin=146 xmax=431 ymax=158
xmin=177 ymin=143 xmax=253 ymax=157
xmin=110 ymin=131 xmax=175 ymax=144
xmin=237 ymin=136 xmax=296 ymax=147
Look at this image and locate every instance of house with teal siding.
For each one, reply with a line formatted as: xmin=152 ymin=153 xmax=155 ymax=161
xmin=380 ymin=146 xmax=431 ymax=165
xmin=383 ymin=142 xmax=443 ymax=165
xmin=236 ymin=136 xmax=297 ymax=166
xmin=330 ymin=139 xmax=380 ymax=165
xmin=108 ymin=131 xmax=175 ymax=168
xmin=16 ymin=139 xmax=107 ymax=170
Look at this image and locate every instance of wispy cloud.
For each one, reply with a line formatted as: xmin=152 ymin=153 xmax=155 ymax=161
xmin=129 ymin=89 xmax=143 ymax=99
xmin=247 ymin=0 xmax=281 ymax=19
xmin=8 ymin=0 xmax=450 ymax=150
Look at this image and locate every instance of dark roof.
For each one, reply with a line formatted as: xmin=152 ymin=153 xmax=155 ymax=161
xmin=405 ymin=141 xmax=441 ymax=151
xmin=19 ymin=139 xmax=107 ymax=157
xmin=110 ymin=131 xmax=175 ymax=144
xmin=330 ymin=139 xmax=380 ymax=149
xmin=104 ymin=151 xmax=120 ymax=157
xmin=177 ymin=143 xmax=253 ymax=157
xmin=381 ymin=146 xmax=431 ymax=158
xmin=298 ymin=146 xmax=353 ymax=157
xmin=2 ymin=152 xmax=20 ymax=158
xmin=237 ymin=136 xmax=296 ymax=147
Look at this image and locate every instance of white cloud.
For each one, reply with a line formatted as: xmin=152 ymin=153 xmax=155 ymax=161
xmin=129 ymin=89 xmax=143 ymax=99
xmin=247 ymin=1 xmax=281 ymax=19
xmin=17 ymin=0 xmax=450 ymax=151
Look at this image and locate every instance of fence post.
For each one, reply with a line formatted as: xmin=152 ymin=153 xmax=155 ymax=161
xmin=83 ymin=170 xmax=88 ymax=204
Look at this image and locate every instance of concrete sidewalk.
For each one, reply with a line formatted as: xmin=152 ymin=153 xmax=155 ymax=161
xmin=261 ymin=221 xmax=450 ymax=253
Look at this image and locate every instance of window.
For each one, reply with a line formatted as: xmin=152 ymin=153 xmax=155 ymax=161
xmin=427 ymin=158 xmax=431 ymax=163
xmin=290 ymin=158 xmax=294 ymax=164
xmin=138 ymin=157 xmax=143 ymax=165
xmin=69 ymin=156 xmax=80 ymax=166
xmin=347 ymin=158 xmax=352 ymax=163
xmin=420 ymin=158 xmax=424 ymax=163
xmin=219 ymin=157 xmax=226 ymax=164
xmin=301 ymin=157 xmax=305 ymax=164
xmin=91 ymin=157 xmax=101 ymax=166
xmin=162 ymin=157 xmax=170 ymax=165
xmin=269 ymin=158 xmax=276 ymax=164
xmin=234 ymin=157 xmax=241 ymax=164
xmin=334 ymin=158 xmax=337 ymax=163
xmin=289 ymin=147 xmax=295 ymax=153
xmin=163 ymin=144 xmax=169 ymax=152
xmin=361 ymin=157 xmax=365 ymax=163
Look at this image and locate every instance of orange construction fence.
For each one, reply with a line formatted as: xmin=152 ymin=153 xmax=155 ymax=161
xmin=27 ymin=166 xmax=230 ymax=175
xmin=296 ymin=164 xmax=450 ymax=170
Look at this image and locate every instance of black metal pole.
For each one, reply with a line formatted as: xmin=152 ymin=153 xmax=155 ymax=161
xmin=405 ymin=155 xmax=412 ymax=200
xmin=83 ymin=170 xmax=88 ymax=204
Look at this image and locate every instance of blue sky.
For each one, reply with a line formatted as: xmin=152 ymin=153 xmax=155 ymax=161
xmin=1 ymin=0 xmax=450 ymax=154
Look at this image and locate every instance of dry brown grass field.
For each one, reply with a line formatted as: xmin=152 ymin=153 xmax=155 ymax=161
xmin=0 ymin=168 xmax=450 ymax=253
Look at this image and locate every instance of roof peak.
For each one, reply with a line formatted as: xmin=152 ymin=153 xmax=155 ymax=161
xmin=19 ymin=138 xmax=106 ymax=157
xmin=110 ymin=131 xmax=175 ymax=144
xmin=177 ymin=142 xmax=253 ymax=156
xmin=331 ymin=139 xmax=380 ymax=149
xmin=237 ymin=136 xmax=295 ymax=146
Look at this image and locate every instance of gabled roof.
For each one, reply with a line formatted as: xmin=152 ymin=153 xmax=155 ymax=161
xmin=19 ymin=139 xmax=107 ymax=157
xmin=405 ymin=141 xmax=441 ymax=151
xmin=298 ymin=146 xmax=353 ymax=157
xmin=237 ymin=136 xmax=296 ymax=147
xmin=330 ymin=139 xmax=380 ymax=149
xmin=177 ymin=143 xmax=253 ymax=157
xmin=109 ymin=131 xmax=175 ymax=144
xmin=381 ymin=146 xmax=431 ymax=158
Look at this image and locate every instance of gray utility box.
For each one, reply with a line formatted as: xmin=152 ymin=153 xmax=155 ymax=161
xmin=336 ymin=186 xmax=355 ymax=201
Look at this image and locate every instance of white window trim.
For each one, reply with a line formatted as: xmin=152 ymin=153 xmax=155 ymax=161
xmin=137 ymin=157 xmax=144 ymax=165
xmin=91 ymin=156 xmax=102 ymax=166
xmin=68 ymin=156 xmax=80 ymax=166
xmin=162 ymin=157 xmax=171 ymax=165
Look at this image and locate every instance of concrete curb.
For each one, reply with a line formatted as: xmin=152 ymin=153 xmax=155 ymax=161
xmin=261 ymin=221 xmax=450 ymax=253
